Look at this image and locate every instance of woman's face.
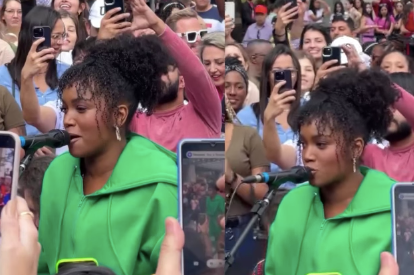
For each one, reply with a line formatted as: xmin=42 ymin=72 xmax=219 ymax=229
xmin=344 ymin=0 xmax=351 ymax=10
xmin=269 ymin=54 xmax=298 ymax=89
xmin=302 ymin=30 xmax=327 ymax=61
xmin=299 ymin=58 xmax=315 ymax=93
xmin=381 ymin=52 xmax=410 ymax=73
xmin=61 ymin=17 xmax=77 ymax=51
xmin=202 ymin=46 xmax=225 ymax=87
xmin=51 ymin=19 xmax=66 ymax=56
xmin=54 ymin=0 xmax=82 ymax=15
xmin=225 ymin=45 xmax=247 ymax=70
xmin=355 ymin=0 xmax=361 ymax=9
xmin=396 ymin=2 xmax=403 ymax=12
xmin=300 ymin=121 xmax=357 ymax=187
xmin=225 ymin=71 xmax=247 ymax=112
xmin=335 ymin=3 xmax=341 ymax=12
xmin=365 ymin=4 xmax=372 ymax=14
xmin=380 ymin=6 xmax=388 ymax=16
xmin=2 ymin=0 xmax=21 ymax=29
xmin=314 ymin=0 xmax=321 ymax=9
xmin=62 ymin=86 xmax=122 ymax=158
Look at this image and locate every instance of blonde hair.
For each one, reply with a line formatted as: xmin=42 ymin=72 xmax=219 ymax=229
xmin=165 ymin=8 xmax=198 ymax=31
xmin=199 ymin=32 xmax=225 ymax=62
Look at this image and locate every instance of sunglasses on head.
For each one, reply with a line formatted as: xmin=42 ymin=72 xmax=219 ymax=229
xmin=177 ymin=29 xmax=208 ymax=43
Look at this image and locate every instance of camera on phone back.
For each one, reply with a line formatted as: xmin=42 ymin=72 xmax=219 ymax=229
xmin=33 ymin=27 xmax=44 ymax=38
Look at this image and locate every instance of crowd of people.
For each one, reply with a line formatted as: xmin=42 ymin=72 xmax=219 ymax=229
xmin=225 ymin=0 xmax=414 ymax=274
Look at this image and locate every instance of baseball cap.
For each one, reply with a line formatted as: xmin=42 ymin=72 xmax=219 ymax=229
xmin=254 ymin=5 xmax=267 ymax=14
xmin=89 ymin=0 xmax=105 ymax=29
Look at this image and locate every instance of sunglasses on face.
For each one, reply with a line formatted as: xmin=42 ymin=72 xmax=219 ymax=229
xmin=176 ymin=29 xmax=208 ymax=43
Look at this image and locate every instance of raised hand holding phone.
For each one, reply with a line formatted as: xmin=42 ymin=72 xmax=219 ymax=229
xmin=264 ymin=81 xmax=296 ymax=121
xmin=313 ymin=59 xmax=345 ymax=89
xmin=275 ymin=2 xmax=299 ymax=32
xmin=21 ymin=38 xmax=55 ymax=80
xmin=97 ymin=8 xmax=133 ymax=40
xmin=131 ymin=0 xmax=164 ymax=34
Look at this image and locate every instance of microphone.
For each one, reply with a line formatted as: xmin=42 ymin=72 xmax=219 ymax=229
xmin=20 ymin=129 xmax=70 ymax=151
xmin=242 ymin=166 xmax=312 ymax=186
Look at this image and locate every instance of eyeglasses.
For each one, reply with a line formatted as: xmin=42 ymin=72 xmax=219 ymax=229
xmin=5 ymin=9 xmax=22 ymax=15
xmin=51 ymin=33 xmax=68 ymax=41
xmin=176 ymin=29 xmax=208 ymax=44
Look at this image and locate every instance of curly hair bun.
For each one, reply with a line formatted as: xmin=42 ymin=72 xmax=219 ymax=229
xmin=313 ymin=68 xmax=401 ymax=140
xmin=59 ymin=34 xmax=176 ymax=116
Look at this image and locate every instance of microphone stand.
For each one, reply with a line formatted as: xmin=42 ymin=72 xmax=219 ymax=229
xmin=224 ymin=188 xmax=276 ymax=272
xmin=19 ymin=151 xmax=35 ymax=176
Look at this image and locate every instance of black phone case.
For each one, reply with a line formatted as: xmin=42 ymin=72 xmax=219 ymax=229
xmin=322 ymin=47 xmax=342 ymax=65
xmin=286 ymin=0 xmax=298 ymax=19
xmin=33 ymin=26 xmax=51 ymax=52
xmin=275 ymin=70 xmax=293 ymax=93
xmin=104 ymin=0 xmax=125 ymax=20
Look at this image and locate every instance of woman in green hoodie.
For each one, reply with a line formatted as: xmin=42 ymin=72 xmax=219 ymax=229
xmin=36 ymin=34 xmax=178 ymax=274
xmin=264 ymin=68 xmax=401 ymax=275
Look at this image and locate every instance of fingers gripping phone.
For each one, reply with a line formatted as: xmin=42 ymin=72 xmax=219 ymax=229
xmin=178 ymin=139 xmax=225 ymax=275
xmin=322 ymin=46 xmax=342 ymax=67
xmin=33 ymin=26 xmax=51 ymax=52
xmin=104 ymin=0 xmax=125 ymax=20
xmin=274 ymin=70 xmax=293 ymax=94
xmin=0 ymin=132 xmax=21 ymax=204
xmin=285 ymin=0 xmax=298 ymax=19
xmin=392 ymin=183 xmax=414 ymax=275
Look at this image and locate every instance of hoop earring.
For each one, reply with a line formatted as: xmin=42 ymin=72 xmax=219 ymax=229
xmin=115 ymin=126 xmax=121 ymax=141
xmin=353 ymin=157 xmax=357 ymax=173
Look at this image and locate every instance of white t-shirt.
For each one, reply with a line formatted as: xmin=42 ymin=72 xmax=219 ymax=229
xmin=57 ymin=51 xmax=73 ymax=66
xmin=304 ymin=9 xmax=324 ymax=24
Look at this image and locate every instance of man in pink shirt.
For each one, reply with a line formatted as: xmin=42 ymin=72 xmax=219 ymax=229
xmin=130 ymin=8 xmax=222 ymax=152
xmin=363 ymin=84 xmax=414 ymax=182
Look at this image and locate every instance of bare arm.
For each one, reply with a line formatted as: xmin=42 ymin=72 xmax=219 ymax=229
xmin=228 ymin=167 xmax=269 ymax=205
xmin=263 ymin=117 xmax=297 ymax=170
xmin=20 ymin=77 xmax=58 ymax=133
xmin=9 ymin=126 xmax=25 ymax=136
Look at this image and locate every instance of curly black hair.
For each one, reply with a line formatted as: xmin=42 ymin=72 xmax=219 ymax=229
xmin=292 ymin=68 xmax=401 ymax=152
xmin=58 ymin=34 xmax=176 ymax=130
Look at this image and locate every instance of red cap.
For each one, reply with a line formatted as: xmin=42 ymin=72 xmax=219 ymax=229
xmin=255 ymin=5 xmax=268 ymax=14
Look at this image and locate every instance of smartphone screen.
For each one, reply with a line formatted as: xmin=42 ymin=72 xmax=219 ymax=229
xmin=392 ymin=183 xmax=414 ymax=275
xmin=178 ymin=139 xmax=225 ymax=275
xmin=0 ymin=132 xmax=20 ymax=208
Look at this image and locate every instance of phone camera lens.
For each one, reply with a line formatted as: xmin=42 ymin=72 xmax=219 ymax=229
xmin=33 ymin=28 xmax=44 ymax=38
xmin=323 ymin=47 xmax=332 ymax=55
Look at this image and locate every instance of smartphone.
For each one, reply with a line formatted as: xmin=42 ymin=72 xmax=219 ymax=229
xmin=56 ymin=258 xmax=98 ymax=273
xmin=33 ymin=26 xmax=51 ymax=52
xmin=285 ymin=0 xmax=298 ymax=19
xmin=178 ymin=139 xmax=225 ymax=275
xmin=104 ymin=0 xmax=125 ymax=21
xmin=322 ymin=46 xmax=342 ymax=67
xmin=0 ymin=132 xmax=21 ymax=203
xmin=225 ymin=1 xmax=235 ymax=19
xmin=274 ymin=70 xmax=293 ymax=93
xmin=391 ymin=183 xmax=414 ymax=274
